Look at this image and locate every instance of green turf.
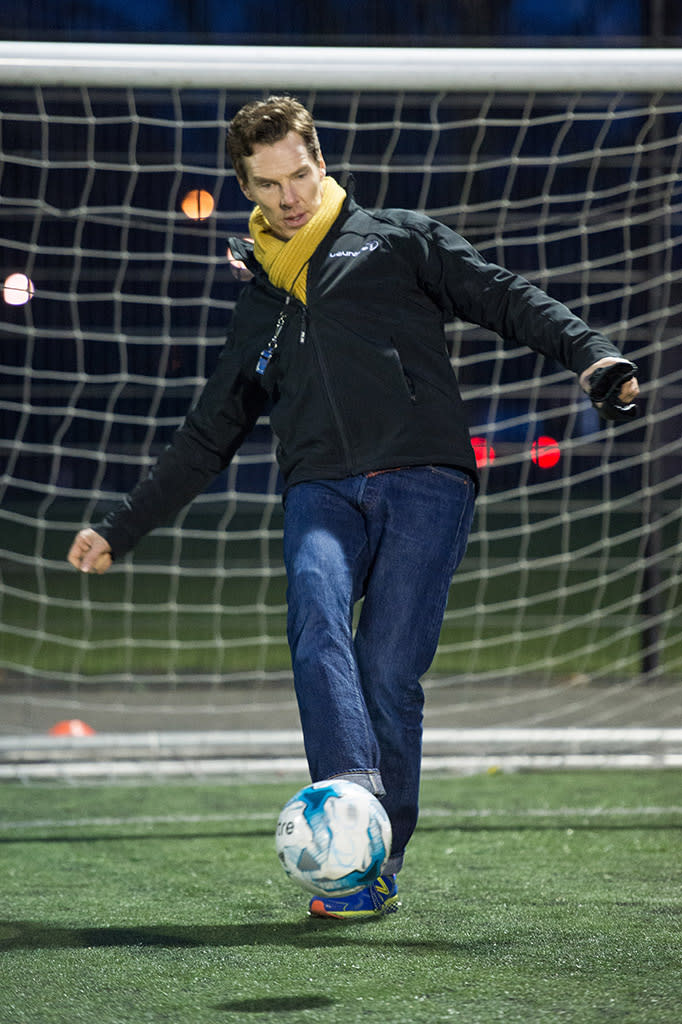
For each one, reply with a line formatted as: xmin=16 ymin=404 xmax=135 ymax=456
xmin=0 ymin=560 xmax=671 ymax=678
xmin=1 ymin=770 xmax=680 ymax=1023
xmin=3 ymin=503 xmax=681 ymax=679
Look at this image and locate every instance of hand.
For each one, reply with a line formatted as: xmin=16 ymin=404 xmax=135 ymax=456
xmin=67 ymin=529 xmax=113 ymax=574
xmin=226 ymin=242 xmax=254 ymax=282
xmin=580 ymin=357 xmax=640 ymax=421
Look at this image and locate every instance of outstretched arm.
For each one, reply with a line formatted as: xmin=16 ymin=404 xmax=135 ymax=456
xmin=66 ymin=328 xmax=268 ymax=568
xmin=420 ymin=220 xmax=642 ymax=398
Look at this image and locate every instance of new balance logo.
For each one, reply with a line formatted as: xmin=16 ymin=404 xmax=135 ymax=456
xmin=329 ymin=239 xmax=380 ymax=259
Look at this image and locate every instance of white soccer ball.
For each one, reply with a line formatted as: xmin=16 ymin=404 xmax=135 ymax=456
xmin=275 ymin=779 xmax=392 ymax=897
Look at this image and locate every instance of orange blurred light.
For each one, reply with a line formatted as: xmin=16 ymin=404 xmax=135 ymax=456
xmin=531 ymin=436 xmax=561 ymax=469
xmin=3 ymin=272 xmax=34 ymax=306
xmin=471 ymin=436 xmax=496 ymax=468
xmin=48 ymin=719 xmax=96 ymax=737
xmin=181 ymin=189 xmax=215 ymax=220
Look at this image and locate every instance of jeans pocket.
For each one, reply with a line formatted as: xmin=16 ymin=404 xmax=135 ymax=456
xmin=427 ymin=464 xmax=473 ymax=487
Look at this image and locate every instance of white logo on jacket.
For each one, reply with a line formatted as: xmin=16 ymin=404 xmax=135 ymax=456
xmin=328 ymin=239 xmax=380 ymax=259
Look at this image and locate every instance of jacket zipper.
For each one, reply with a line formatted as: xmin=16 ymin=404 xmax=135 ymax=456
xmin=304 ymin=308 xmax=354 ymax=474
xmin=263 ymin=268 xmax=354 ymax=473
xmin=403 ymin=368 xmax=417 ymax=403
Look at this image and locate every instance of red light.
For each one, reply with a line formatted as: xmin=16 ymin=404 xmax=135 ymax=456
xmin=471 ymin=436 xmax=496 ymax=468
xmin=531 ymin=436 xmax=561 ymax=469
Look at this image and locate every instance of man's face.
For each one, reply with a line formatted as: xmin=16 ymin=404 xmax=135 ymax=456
xmin=238 ymin=131 xmax=326 ymax=241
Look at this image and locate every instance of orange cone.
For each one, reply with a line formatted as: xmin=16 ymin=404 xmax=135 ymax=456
xmin=48 ymin=719 xmax=96 ymax=736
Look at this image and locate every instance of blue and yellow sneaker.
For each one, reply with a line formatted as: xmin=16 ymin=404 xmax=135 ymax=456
xmin=308 ymin=874 xmax=399 ymax=920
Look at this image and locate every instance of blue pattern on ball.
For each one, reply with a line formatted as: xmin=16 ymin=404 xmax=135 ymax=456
xmin=275 ymin=779 xmax=392 ymax=896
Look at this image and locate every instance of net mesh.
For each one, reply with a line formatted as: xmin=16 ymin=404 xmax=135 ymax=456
xmin=1 ymin=78 xmax=681 ymax=732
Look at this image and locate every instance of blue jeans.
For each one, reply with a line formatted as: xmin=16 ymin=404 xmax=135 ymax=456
xmin=283 ymin=466 xmax=475 ymax=874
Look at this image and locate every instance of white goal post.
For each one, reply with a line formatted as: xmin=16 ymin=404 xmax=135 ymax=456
xmin=1 ymin=43 xmax=681 ymax=767
xmin=1 ymin=42 xmax=682 ymax=91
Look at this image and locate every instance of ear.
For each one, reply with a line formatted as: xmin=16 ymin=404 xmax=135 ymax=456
xmin=319 ymin=156 xmax=326 ymax=179
xmin=237 ymin=175 xmax=254 ymax=202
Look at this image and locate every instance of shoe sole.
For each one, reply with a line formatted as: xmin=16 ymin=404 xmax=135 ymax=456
xmin=308 ymin=895 xmax=400 ymax=920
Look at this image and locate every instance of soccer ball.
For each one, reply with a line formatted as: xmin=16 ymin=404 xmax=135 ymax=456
xmin=275 ymin=779 xmax=392 ymax=897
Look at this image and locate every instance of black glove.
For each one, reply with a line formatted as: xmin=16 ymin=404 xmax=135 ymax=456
xmin=585 ymin=360 xmax=639 ymax=423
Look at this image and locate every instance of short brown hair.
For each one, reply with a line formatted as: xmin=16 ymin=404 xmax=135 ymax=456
xmin=227 ymin=95 xmax=321 ymax=186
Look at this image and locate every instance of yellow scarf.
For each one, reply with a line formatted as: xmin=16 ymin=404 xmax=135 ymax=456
xmin=248 ymin=176 xmax=346 ymax=304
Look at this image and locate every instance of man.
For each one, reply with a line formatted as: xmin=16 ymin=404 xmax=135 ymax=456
xmin=68 ymin=95 xmax=640 ymax=920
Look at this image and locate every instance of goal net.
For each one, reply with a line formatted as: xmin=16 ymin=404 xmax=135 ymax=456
xmin=1 ymin=44 xmax=681 ymax=766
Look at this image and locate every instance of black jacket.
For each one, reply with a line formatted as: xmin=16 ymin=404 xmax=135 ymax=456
xmin=98 ymin=196 xmax=623 ymax=559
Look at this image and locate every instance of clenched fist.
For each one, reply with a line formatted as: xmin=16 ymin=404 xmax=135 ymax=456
xmin=67 ymin=529 xmax=112 ymax=574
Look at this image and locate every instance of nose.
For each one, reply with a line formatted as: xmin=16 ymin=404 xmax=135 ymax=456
xmin=280 ymin=182 xmax=297 ymax=208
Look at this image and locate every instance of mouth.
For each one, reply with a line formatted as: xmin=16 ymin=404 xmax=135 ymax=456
xmin=283 ymin=212 xmax=308 ymax=230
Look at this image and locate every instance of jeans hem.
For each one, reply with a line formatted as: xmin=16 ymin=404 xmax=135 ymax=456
xmin=328 ymin=769 xmax=386 ymax=798
xmin=383 ymin=854 xmax=403 ymax=875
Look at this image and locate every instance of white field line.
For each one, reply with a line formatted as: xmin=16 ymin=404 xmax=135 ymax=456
xmin=1 ymin=751 xmax=681 ymax=781
xmin=1 ymin=804 xmax=681 ymax=833
xmin=2 ymin=727 xmax=681 ymax=752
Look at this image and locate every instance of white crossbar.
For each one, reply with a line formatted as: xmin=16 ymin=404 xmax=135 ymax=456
xmin=0 ymin=42 xmax=681 ymax=91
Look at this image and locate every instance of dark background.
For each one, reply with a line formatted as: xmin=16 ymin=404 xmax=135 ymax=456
xmin=1 ymin=1 xmax=680 ymax=503
xmin=0 ymin=0 xmax=680 ymax=46
xmin=0 ymin=0 xmax=679 ymax=684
